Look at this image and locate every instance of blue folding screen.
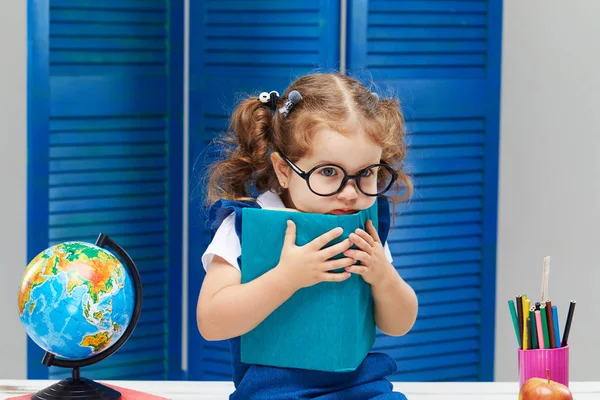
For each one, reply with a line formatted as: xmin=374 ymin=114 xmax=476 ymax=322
xmin=347 ymin=0 xmax=502 ymax=381
xmin=187 ymin=0 xmax=341 ymax=380
xmin=27 ymin=0 xmax=184 ymax=380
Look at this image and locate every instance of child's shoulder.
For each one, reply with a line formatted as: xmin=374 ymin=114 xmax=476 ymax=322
xmin=206 ymin=190 xmax=288 ymax=230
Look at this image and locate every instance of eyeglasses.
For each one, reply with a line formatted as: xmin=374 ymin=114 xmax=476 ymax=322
xmin=280 ymin=154 xmax=398 ymax=197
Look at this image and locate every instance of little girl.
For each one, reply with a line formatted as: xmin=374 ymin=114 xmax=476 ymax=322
xmin=197 ymin=73 xmax=418 ymax=399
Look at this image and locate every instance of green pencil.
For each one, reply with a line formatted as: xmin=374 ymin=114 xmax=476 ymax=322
xmin=529 ymin=306 xmax=538 ymax=349
xmin=508 ymin=300 xmax=521 ymax=347
xmin=540 ymin=304 xmax=551 ymax=349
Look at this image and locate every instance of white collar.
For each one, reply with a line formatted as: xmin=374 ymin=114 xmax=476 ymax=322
xmin=256 ymin=190 xmax=286 ymax=209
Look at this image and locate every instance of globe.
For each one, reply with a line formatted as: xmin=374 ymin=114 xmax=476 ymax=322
xmin=17 ymin=241 xmax=135 ymax=361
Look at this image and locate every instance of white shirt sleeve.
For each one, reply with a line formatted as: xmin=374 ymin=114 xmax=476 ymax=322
xmin=201 ymin=213 xmax=241 ymax=271
xmin=201 ymin=212 xmax=394 ymax=271
xmin=384 ymin=241 xmax=394 ymax=264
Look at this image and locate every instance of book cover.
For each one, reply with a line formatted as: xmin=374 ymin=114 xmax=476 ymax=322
xmin=240 ymin=203 xmax=378 ymax=372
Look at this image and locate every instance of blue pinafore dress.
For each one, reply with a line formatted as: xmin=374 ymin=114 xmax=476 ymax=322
xmin=206 ymin=197 xmax=407 ymax=400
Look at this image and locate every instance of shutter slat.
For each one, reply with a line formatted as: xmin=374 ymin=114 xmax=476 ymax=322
xmin=50 ymin=208 xmax=165 ymax=225
xmin=202 ymin=51 xmax=320 ymax=66
xmin=384 ymin=339 xmax=480 ymax=360
xmin=391 ymin=365 xmax=479 ymax=382
xmin=50 ymin=116 xmax=166 ymax=131
xmin=204 ymin=26 xmax=320 ymax=39
xmin=50 ymin=51 xmax=167 ymax=64
xmin=389 ymin=225 xmax=482 ymax=242
xmin=369 ymin=13 xmax=486 ymax=26
xmin=409 ymin=133 xmax=484 ymax=147
xmin=399 ymin=198 xmax=482 ymax=214
xmin=50 ymin=182 xmax=166 ymax=199
xmin=377 ymin=326 xmax=480 ymax=348
xmin=49 ymin=157 xmax=167 ymax=172
xmin=204 ymin=38 xmax=319 ymax=52
xmin=409 ymin=275 xmax=481 ymax=292
xmin=391 ymin=238 xmax=482 ymax=255
xmin=50 ymin=22 xmax=166 ymax=38
xmin=397 ymin=262 xmax=481 ymax=280
xmin=418 ymin=300 xmax=481 ymax=319
xmin=51 ymin=37 xmax=166 ymax=50
xmin=49 ymin=220 xmax=165 ymax=241
xmin=368 ymin=27 xmax=486 ymax=40
xmin=51 ymin=0 xmax=166 ymax=10
xmin=50 ymin=131 xmax=166 ymax=146
xmin=368 ymin=54 xmax=485 ymax=67
xmin=49 ymin=195 xmax=166 ymax=212
xmin=408 ymin=172 xmax=483 ymax=187
xmin=395 ymin=211 xmax=482 ymax=227
xmin=204 ymin=2 xmax=320 ymax=12
xmin=205 ymin=11 xmax=319 ymax=25
xmin=50 ymin=144 xmax=166 ymax=158
xmin=369 ymin=2 xmax=486 ymax=13
xmin=49 ymin=169 xmax=167 ymax=185
xmin=369 ymin=39 xmax=487 ymax=54
xmin=51 ymin=9 xmax=166 ymax=23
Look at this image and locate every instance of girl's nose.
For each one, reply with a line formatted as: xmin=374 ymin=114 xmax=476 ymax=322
xmin=337 ymin=180 xmax=359 ymax=201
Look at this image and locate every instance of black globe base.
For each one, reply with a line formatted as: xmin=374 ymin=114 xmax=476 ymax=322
xmin=31 ymin=367 xmax=121 ymax=400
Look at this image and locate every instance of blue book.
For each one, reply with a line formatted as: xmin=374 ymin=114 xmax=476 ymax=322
xmin=240 ymin=203 xmax=379 ymax=372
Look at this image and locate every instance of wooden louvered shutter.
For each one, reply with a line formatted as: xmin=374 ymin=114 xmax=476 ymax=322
xmin=27 ymin=0 xmax=183 ymax=380
xmin=347 ymin=0 xmax=502 ymax=381
xmin=187 ymin=1 xmax=341 ymax=380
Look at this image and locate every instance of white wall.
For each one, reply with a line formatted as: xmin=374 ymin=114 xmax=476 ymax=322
xmin=495 ymin=0 xmax=600 ymax=382
xmin=0 ymin=0 xmax=27 ymax=379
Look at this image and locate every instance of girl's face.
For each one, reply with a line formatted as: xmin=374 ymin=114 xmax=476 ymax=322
xmin=272 ymin=128 xmax=383 ymax=215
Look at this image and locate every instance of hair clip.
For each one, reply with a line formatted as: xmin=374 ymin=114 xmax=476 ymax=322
xmin=259 ymin=91 xmax=279 ymax=111
xmin=371 ymin=92 xmax=379 ymax=101
xmin=278 ymin=90 xmax=302 ymax=118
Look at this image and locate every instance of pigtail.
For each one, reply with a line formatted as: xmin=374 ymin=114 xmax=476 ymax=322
xmin=206 ymin=97 xmax=275 ymax=204
xmin=377 ymin=98 xmax=413 ymax=203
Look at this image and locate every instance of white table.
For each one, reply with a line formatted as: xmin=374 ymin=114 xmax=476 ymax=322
xmin=0 ymin=380 xmax=598 ymax=399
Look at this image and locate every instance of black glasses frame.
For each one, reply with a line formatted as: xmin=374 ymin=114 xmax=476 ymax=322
xmin=280 ymin=154 xmax=398 ymax=197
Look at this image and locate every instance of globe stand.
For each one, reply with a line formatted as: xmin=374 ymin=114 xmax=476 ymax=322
xmin=30 ymin=234 xmax=143 ymax=400
xmin=32 ymin=354 xmax=120 ymax=399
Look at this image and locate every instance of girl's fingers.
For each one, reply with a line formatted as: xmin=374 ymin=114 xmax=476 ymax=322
xmin=320 ymin=238 xmax=352 ymax=260
xmin=349 ymin=233 xmax=372 ymax=254
xmin=321 ymin=271 xmax=352 ymax=282
xmin=345 ymin=265 xmax=369 ymax=275
xmin=355 ymin=227 xmax=376 ymax=247
xmin=322 ymin=257 xmax=356 ymax=271
xmin=344 ymin=249 xmax=370 ymax=264
xmin=365 ymin=220 xmax=382 ymax=243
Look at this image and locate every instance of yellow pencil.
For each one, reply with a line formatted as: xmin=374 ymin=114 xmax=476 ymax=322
xmin=523 ymin=298 xmax=531 ymax=350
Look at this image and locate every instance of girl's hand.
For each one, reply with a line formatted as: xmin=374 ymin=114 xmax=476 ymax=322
xmin=343 ymin=220 xmax=396 ymax=286
xmin=275 ymin=220 xmax=355 ymax=291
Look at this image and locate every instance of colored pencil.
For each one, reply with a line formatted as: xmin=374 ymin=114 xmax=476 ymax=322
xmin=529 ymin=307 xmax=538 ymax=349
xmin=561 ymin=300 xmax=576 ymax=347
xmin=552 ymin=305 xmax=561 ymax=348
xmin=508 ymin=300 xmax=521 ymax=347
xmin=535 ymin=310 xmax=545 ymax=349
xmin=545 ymin=300 xmax=555 ymax=348
xmin=540 ymin=304 xmax=551 ymax=349
xmin=516 ymin=295 xmax=524 ymax=348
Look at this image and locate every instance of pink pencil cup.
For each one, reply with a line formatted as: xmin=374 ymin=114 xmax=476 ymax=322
xmin=518 ymin=345 xmax=569 ymax=388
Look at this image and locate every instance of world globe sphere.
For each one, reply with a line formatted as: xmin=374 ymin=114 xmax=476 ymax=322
xmin=17 ymin=241 xmax=135 ymax=361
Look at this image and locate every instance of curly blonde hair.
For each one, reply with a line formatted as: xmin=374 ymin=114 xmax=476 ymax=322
xmin=206 ymin=73 xmax=412 ymax=207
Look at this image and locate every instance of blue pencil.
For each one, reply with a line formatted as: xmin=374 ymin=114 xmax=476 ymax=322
xmin=552 ymin=305 xmax=561 ymax=347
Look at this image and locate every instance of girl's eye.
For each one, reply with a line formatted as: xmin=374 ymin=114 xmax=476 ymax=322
xmin=360 ymin=169 xmax=373 ymax=177
xmin=320 ymin=168 xmax=337 ymax=177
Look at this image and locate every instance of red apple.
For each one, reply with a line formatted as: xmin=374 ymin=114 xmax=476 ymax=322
xmin=519 ymin=370 xmax=573 ymax=400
